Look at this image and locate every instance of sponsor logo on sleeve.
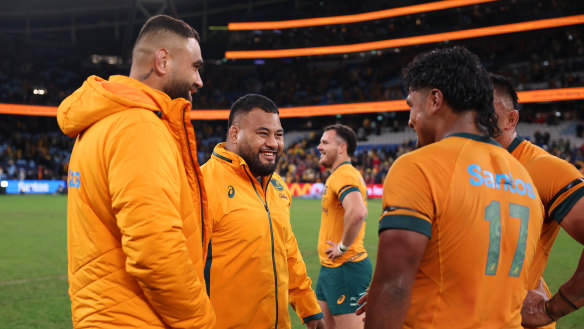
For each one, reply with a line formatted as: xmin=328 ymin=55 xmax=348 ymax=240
xmin=68 ymin=170 xmax=81 ymax=189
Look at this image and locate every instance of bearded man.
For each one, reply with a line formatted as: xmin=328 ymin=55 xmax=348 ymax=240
xmin=58 ymin=15 xmax=214 ymax=328
xmin=201 ymin=94 xmax=324 ymax=329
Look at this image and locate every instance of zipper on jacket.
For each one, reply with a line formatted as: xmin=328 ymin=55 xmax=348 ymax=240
xmin=243 ymin=167 xmax=278 ymax=329
xmin=182 ymin=107 xmax=205 ymax=246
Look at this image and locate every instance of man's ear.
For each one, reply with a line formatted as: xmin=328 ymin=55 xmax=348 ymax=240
xmin=339 ymin=142 xmax=348 ymax=156
xmin=507 ymin=110 xmax=519 ymax=130
xmin=154 ymin=48 xmax=170 ymax=75
xmin=228 ymin=125 xmax=240 ymax=144
xmin=428 ymin=88 xmax=443 ymax=114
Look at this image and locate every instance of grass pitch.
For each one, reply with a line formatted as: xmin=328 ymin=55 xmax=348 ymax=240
xmin=0 ymin=195 xmax=582 ymax=328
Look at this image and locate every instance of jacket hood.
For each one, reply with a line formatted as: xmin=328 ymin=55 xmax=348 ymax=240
xmin=57 ymin=75 xmax=187 ymax=137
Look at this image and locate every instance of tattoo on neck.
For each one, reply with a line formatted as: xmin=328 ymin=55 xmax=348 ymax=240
xmin=139 ymin=68 xmax=154 ymax=81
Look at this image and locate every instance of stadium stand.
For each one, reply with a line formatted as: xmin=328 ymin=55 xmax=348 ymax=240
xmin=1 ymin=0 xmax=583 ymax=185
xmin=272 ymin=109 xmax=584 ymax=184
xmin=2 ymin=27 xmax=583 ymax=109
xmin=227 ymin=0 xmax=574 ymax=50
xmin=0 ymin=115 xmax=73 ymax=181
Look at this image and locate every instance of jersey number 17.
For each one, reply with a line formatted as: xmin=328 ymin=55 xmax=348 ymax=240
xmin=484 ymin=201 xmax=529 ymax=277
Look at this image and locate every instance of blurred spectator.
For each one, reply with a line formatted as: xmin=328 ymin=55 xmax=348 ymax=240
xmin=0 ymin=116 xmax=73 ymax=181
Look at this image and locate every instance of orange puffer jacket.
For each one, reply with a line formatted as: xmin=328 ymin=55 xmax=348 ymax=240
xmin=58 ymin=75 xmax=215 ymax=328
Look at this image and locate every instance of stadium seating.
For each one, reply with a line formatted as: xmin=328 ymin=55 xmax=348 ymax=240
xmin=1 ymin=0 xmax=583 ymax=184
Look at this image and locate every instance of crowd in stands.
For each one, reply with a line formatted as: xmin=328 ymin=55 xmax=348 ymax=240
xmin=1 ymin=1 xmax=584 ymax=187
xmin=1 ymin=2 xmax=583 ymax=110
xmin=274 ymin=125 xmax=584 ymax=185
xmin=0 ymin=116 xmax=73 ymax=182
xmin=192 ymin=109 xmax=584 ymax=185
xmin=1 ymin=109 xmax=583 ymax=187
xmin=0 ymin=38 xmax=120 ymax=107
xmin=276 ymin=138 xmax=414 ymax=185
xmin=197 ymin=31 xmax=584 ymax=110
xmin=4 ymin=36 xmax=583 ymax=112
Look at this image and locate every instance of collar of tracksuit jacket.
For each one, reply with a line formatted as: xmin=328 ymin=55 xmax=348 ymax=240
xmin=211 ymin=142 xmax=275 ymax=195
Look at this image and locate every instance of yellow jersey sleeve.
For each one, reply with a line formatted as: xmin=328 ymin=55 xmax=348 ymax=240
xmin=523 ymin=154 xmax=584 ymax=222
xmin=328 ymin=165 xmax=366 ymax=203
xmin=379 ymin=154 xmax=433 ymax=238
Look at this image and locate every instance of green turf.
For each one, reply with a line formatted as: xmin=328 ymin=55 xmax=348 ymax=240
xmin=0 ymin=195 xmax=582 ymax=328
xmin=542 ymin=229 xmax=584 ymax=329
xmin=0 ymin=195 xmax=70 ymax=328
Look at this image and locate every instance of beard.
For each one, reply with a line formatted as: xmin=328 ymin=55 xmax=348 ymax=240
xmin=163 ymin=77 xmax=192 ymax=102
xmin=239 ymin=142 xmax=281 ymax=177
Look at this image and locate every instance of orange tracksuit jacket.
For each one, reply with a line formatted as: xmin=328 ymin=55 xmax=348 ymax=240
xmin=201 ymin=143 xmax=323 ymax=329
xmin=57 ymin=75 xmax=215 ymax=328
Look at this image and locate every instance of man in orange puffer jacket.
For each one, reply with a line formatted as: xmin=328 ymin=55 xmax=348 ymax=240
xmin=57 ymin=15 xmax=215 ymax=328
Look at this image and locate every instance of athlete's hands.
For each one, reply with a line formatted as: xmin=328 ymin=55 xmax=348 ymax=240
xmin=521 ymin=278 xmax=554 ymax=327
xmin=325 ymin=240 xmax=344 ymax=261
xmin=356 ymin=289 xmax=369 ymax=321
xmin=305 ymin=318 xmax=325 ymax=329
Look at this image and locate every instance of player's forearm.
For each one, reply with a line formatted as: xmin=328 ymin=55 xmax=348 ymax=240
xmin=365 ymin=229 xmax=426 ymax=328
xmin=364 ymin=279 xmax=410 ymax=329
xmin=546 ymin=249 xmax=584 ymax=320
xmin=340 ymin=209 xmax=366 ymax=247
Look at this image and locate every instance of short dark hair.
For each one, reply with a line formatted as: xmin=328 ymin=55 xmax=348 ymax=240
xmin=324 ymin=124 xmax=358 ymax=155
xmin=490 ymin=73 xmax=519 ymax=111
xmin=136 ymin=15 xmax=200 ymax=44
xmin=402 ymin=46 xmax=499 ymax=138
xmin=228 ymin=94 xmax=279 ymax=129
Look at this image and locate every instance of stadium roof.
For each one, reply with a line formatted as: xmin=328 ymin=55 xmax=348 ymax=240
xmin=0 ymin=0 xmax=299 ymax=58
xmin=3 ymin=0 xmax=582 ymax=61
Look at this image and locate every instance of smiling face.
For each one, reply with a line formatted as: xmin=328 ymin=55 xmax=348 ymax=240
xmin=163 ymin=37 xmax=203 ymax=102
xmin=406 ymin=88 xmax=436 ymax=148
xmin=234 ymin=108 xmax=284 ymax=177
xmin=317 ymin=129 xmax=344 ymax=169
